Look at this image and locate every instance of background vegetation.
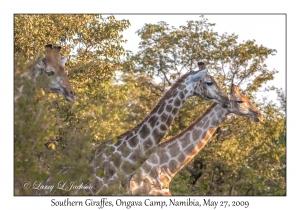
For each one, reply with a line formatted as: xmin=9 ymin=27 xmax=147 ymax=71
xmin=14 ymin=15 xmax=286 ymax=195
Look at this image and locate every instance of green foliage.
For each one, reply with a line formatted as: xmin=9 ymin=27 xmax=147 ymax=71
xmin=131 ymin=16 xmax=285 ymax=195
xmin=14 ymin=14 xmax=133 ymax=195
xmin=14 ymin=15 xmax=285 ymax=195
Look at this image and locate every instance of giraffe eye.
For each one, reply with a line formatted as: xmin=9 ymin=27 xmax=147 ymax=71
xmin=236 ymin=100 xmax=243 ymax=104
xmin=46 ymin=71 xmax=55 ymax=76
xmin=206 ymin=82 xmax=213 ymax=86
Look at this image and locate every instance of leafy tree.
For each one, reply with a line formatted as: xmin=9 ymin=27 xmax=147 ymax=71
xmin=14 ymin=14 xmax=133 ymax=195
xmin=130 ymin=16 xmax=285 ymax=196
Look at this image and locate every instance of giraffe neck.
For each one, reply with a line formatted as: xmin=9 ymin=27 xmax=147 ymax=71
xmin=130 ymin=103 xmax=229 ymax=195
xmin=89 ymin=72 xmax=198 ymax=194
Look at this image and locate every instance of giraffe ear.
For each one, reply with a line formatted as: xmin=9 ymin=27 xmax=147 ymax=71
xmin=34 ymin=62 xmax=45 ymax=76
xmin=35 ymin=63 xmax=43 ymax=70
xmin=61 ymin=56 xmax=67 ymax=66
xmin=191 ymin=69 xmax=208 ymax=82
xmin=34 ymin=59 xmax=45 ymax=72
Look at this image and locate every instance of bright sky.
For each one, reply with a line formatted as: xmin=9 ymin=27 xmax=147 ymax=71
xmin=113 ymin=14 xmax=285 ymax=104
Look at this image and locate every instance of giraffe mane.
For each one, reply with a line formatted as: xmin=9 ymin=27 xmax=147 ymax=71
xmin=158 ymin=102 xmax=218 ymax=147
xmin=118 ymin=71 xmax=192 ymax=139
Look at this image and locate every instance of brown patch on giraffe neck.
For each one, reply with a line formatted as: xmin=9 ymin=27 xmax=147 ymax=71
xmin=118 ymin=72 xmax=191 ymax=139
xmin=195 ymin=127 xmax=217 ymax=150
xmin=169 ymin=127 xmax=217 ymax=175
xmin=159 ymin=103 xmax=218 ymax=147
xmin=139 ymin=124 xmax=151 ymax=139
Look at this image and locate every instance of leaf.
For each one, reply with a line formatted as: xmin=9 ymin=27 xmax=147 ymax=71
xmin=113 ymin=137 xmax=118 ymax=144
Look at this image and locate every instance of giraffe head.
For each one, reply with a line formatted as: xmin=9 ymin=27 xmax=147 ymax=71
xmin=34 ymin=44 xmax=76 ymax=103
xmin=187 ymin=62 xmax=230 ymax=107
xmin=229 ymin=84 xmax=263 ymax=122
xmin=193 ymin=72 xmax=230 ymax=107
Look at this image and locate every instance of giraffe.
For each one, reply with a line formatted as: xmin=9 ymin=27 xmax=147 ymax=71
xmin=14 ymin=44 xmax=76 ymax=103
xmin=129 ymin=84 xmax=263 ymax=195
xmin=77 ymin=67 xmax=231 ymax=195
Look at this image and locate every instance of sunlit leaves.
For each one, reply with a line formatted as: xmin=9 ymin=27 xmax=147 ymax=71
xmin=14 ymin=15 xmax=133 ymax=195
xmin=131 ymin=16 xmax=285 ymax=196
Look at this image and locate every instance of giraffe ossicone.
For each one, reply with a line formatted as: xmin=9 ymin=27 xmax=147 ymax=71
xmin=15 ymin=44 xmax=76 ymax=103
xmin=130 ymin=84 xmax=263 ymax=195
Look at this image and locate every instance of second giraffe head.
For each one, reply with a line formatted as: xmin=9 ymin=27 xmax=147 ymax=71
xmin=34 ymin=44 xmax=76 ymax=103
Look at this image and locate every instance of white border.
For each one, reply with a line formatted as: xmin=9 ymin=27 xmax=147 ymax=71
xmin=3 ymin=0 xmax=296 ymax=209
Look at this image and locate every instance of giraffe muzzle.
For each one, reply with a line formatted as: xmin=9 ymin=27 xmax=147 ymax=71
xmin=64 ymin=89 xmax=76 ymax=103
xmin=253 ymin=113 xmax=263 ymax=122
xmin=49 ymin=87 xmax=76 ymax=103
xmin=220 ymin=95 xmax=230 ymax=108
